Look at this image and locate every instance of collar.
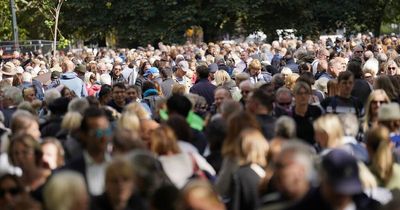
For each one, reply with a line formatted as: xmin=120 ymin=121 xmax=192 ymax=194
xmin=83 ymin=150 xmax=111 ymax=165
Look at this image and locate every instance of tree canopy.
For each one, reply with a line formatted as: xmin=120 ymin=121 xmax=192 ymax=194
xmin=0 ymin=0 xmax=399 ymax=47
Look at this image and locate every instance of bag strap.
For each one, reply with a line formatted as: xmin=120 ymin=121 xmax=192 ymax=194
xmin=189 ymin=153 xmax=201 ymax=173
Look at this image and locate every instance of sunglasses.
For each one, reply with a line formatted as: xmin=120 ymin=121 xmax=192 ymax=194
xmin=278 ymin=102 xmax=291 ymax=106
xmin=0 ymin=187 xmax=21 ymax=198
xmin=371 ymin=100 xmax=387 ymax=105
xmin=93 ymin=128 xmax=112 ymax=139
xmin=388 ymin=67 xmax=396 ymax=71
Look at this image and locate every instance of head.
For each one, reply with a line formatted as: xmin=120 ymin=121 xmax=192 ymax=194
xmin=374 ymin=75 xmax=398 ymax=100
xmin=248 ymin=59 xmax=262 ymax=77
xmin=176 ymin=61 xmax=189 ymax=78
xmin=183 ymin=180 xmax=225 ymax=210
xmin=313 ymin=114 xmax=344 ymax=149
xmin=79 ymin=107 xmax=111 ymax=156
xmin=150 ymin=125 xmax=181 ymax=156
xmin=238 ymin=128 xmax=269 ymax=167
xmin=98 ymin=84 xmax=113 ymax=105
xmin=275 ymin=87 xmax=293 ymax=110
xmin=239 ymin=80 xmax=254 ymax=103
xmin=274 ymin=116 xmax=296 ymax=139
xmin=0 ymin=174 xmax=23 ymax=210
xmin=112 ymin=64 xmax=123 ymax=77
xmin=196 ymin=65 xmax=210 ymax=80
xmin=61 ymin=59 xmax=75 ymax=73
xmin=112 ymin=83 xmax=127 ymax=105
xmin=44 ymin=171 xmax=89 ymax=210
xmin=292 ymin=81 xmax=312 ymax=107
xmin=353 ymin=45 xmax=364 ymax=58
xmin=274 ymin=141 xmax=315 ymax=200
xmin=2 ymin=87 xmax=23 ymax=108
xmin=167 ymin=94 xmax=192 ymax=118
xmin=337 ymin=71 xmax=354 ymax=98
xmin=41 ymin=138 xmax=65 ymax=170
xmin=10 ymin=110 xmax=40 ymax=140
xmin=105 ymin=158 xmax=135 ymax=206
xmin=214 ymin=87 xmax=232 ymax=111
xmin=364 ymin=89 xmax=390 ymax=122
xmin=385 ymin=60 xmax=399 ymax=76
xmin=246 ymin=88 xmax=274 ymax=114
xmin=214 ymin=70 xmax=231 ymax=86
xmin=126 ymin=85 xmax=140 ymax=102
xmin=328 ymin=57 xmax=345 ymax=78
xmin=8 ymin=133 xmax=42 ymax=171
xmin=320 ymin=149 xmax=363 ymax=210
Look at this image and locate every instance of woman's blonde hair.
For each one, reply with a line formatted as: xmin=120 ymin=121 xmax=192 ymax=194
xmin=285 ymin=73 xmax=300 ymax=90
xmin=313 ymin=114 xmax=344 ymax=149
xmin=249 ymin=59 xmax=262 ymax=70
xmin=150 ymin=125 xmax=181 ymax=156
xmin=183 ymin=179 xmax=224 ymax=209
xmin=238 ymin=128 xmax=269 ymax=167
xmin=118 ymin=111 xmax=140 ymax=133
xmin=124 ymin=102 xmax=151 ymax=120
xmin=365 ymin=126 xmax=394 ymax=185
xmin=171 ymin=84 xmax=187 ymax=95
xmin=362 ymin=89 xmax=391 ymax=132
xmin=214 ymin=70 xmax=231 ymax=86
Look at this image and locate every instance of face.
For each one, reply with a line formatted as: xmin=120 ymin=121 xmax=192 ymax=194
xmin=338 ymin=77 xmax=354 ymax=98
xmin=113 ymin=65 xmax=122 ymax=76
xmin=369 ymin=94 xmax=388 ymax=117
xmin=276 ymin=93 xmax=292 ymax=110
xmin=126 ymin=88 xmax=138 ymax=102
xmin=353 ymin=49 xmax=363 ymax=58
xmin=214 ymin=89 xmax=230 ymax=108
xmin=249 ymin=67 xmax=260 ymax=76
xmin=23 ymin=88 xmax=36 ymax=102
xmin=42 ymin=143 xmax=59 ymax=170
xmin=275 ymin=153 xmax=307 ymax=199
xmin=106 ymin=172 xmax=134 ymax=204
xmin=0 ymin=177 xmax=22 ymax=209
xmin=364 ymin=72 xmax=373 ymax=85
xmin=12 ymin=142 xmax=36 ymax=170
xmin=85 ymin=116 xmax=111 ymax=155
xmin=112 ymin=87 xmax=127 ymax=104
xmin=386 ymin=63 xmax=398 ymax=76
xmin=318 ymin=50 xmax=330 ymax=61
xmin=176 ymin=68 xmax=187 ymax=78
xmin=26 ymin=121 xmax=41 ymax=140
xmin=315 ymin=130 xmax=329 ymax=149
xmin=240 ymin=84 xmax=252 ymax=102
xmin=294 ymin=87 xmax=310 ymax=106
xmin=140 ymin=120 xmax=159 ymax=148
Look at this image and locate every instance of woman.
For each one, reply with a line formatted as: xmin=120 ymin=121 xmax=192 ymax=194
xmin=362 ymin=89 xmax=391 ymax=133
xmin=216 ymin=111 xmax=261 ymax=201
xmin=8 ymin=134 xmax=50 ymax=201
xmin=41 ymin=138 xmax=65 ymax=170
xmin=84 ymin=72 xmax=101 ymax=96
xmin=365 ymin=126 xmax=400 ymax=189
xmin=91 ymin=158 xmax=146 ymax=210
xmin=384 ymin=60 xmax=399 ymax=76
xmin=291 ymin=81 xmax=323 ymax=145
xmin=230 ymin=128 xmax=269 ymax=210
xmin=150 ymin=125 xmax=215 ymax=189
xmin=313 ymin=114 xmax=344 ymax=153
xmin=374 ymin=75 xmax=399 ymax=102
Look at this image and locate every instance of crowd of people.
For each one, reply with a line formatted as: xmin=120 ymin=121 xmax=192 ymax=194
xmin=1 ymin=33 xmax=400 ymax=210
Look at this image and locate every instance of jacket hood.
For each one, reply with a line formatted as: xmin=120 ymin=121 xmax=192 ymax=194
xmin=61 ymin=72 xmax=78 ymax=79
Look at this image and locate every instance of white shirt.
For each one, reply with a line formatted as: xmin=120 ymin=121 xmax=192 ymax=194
xmin=83 ymin=151 xmax=110 ymax=196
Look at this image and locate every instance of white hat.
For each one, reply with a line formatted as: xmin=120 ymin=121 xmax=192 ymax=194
xmin=177 ymin=60 xmax=190 ymax=72
xmin=378 ymin=103 xmax=400 ymax=121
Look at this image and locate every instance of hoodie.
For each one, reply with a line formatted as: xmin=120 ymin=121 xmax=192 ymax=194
xmin=60 ymin=72 xmax=88 ymax=98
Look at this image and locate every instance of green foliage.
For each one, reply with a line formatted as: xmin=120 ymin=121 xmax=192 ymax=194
xmin=0 ymin=0 xmax=399 ymax=46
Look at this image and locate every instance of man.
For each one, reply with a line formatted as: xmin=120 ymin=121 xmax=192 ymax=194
xmin=110 ymin=64 xmax=127 ymax=85
xmin=287 ymin=149 xmax=381 ymax=210
xmin=61 ymin=107 xmax=112 ymax=196
xmin=261 ymin=141 xmax=315 ymax=210
xmin=212 ymin=87 xmax=232 ymax=115
xmin=274 ymin=87 xmax=293 ymax=116
xmin=173 ymin=60 xmax=191 ymax=91
xmin=190 ymin=65 xmax=216 ymax=107
xmin=321 ymin=71 xmax=363 ymax=117
xmin=352 ymin=45 xmax=364 ymax=59
xmin=239 ymin=80 xmax=254 ymax=106
xmin=74 ymin=64 xmax=86 ymax=81
xmin=235 ymin=50 xmax=251 ymax=74
xmin=60 ymin=59 xmax=88 ymax=98
xmin=0 ymin=62 xmax=17 ymax=83
xmin=159 ymin=67 xmax=175 ymax=97
xmin=311 ymin=48 xmax=330 ymax=76
xmin=144 ymin=67 xmax=162 ymax=85
xmin=108 ymin=83 xmax=128 ymax=113
xmin=208 ymin=63 xmax=218 ymax=85
xmin=246 ymin=88 xmax=276 ymax=139
xmin=1 ymin=87 xmax=23 ymax=128
xmin=317 ymin=57 xmax=346 ymax=80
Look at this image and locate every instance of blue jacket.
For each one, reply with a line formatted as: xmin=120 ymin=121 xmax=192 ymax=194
xmin=60 ymin=72 xmax=88 ymax=97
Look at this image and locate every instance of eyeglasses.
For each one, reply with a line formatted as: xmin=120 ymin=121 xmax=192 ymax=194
xmin=371 ymin=100 xmax=387 ymax=105
xmin=0 ymin=187 xmax=21 ymax=198
xmin=278 ymin=102 xmax=291 ymax=106
xmin=93 ymin=128 xmax=112 ymax=139
xmin=388 ymin=67 xmax=396 ymax=71
xmin=354 ymin=51 xmax=363 ymax=53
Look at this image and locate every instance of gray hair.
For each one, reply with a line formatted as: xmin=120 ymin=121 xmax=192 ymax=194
xmin=68 ymin=98 xmax=89 ymax=114
xmin=275 ymin=86 xmax=292 ymax=98
xmin=280 ymin=140 xmax=316 ymax=181
xmin=3 ymin=86 xmax=23 ymax=105
xmin=338 ymin=113 xmax=359 ymax=137
xmin=44 ymin=89 xmax=61 ymax=106
xmin=275 ymin=116 xmax=296 ymax=139
xmin=44 ymin=170 xmax=87 ymax=210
